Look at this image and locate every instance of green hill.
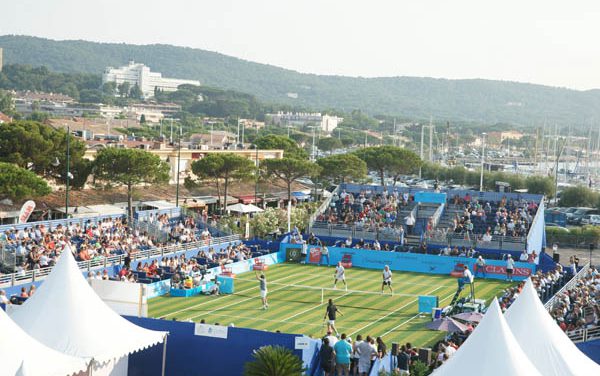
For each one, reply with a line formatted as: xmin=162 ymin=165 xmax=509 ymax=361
xmin=1 ymin=35 xmax=599 ymax=126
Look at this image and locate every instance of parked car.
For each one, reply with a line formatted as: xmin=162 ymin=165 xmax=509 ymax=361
xmin=568 ymin=208 xmax=600 ymax=225
xmin=580 ymin=214 xmax=600 ymax=226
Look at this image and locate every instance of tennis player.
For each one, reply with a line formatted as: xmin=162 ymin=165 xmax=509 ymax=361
xmin=255 ymin=271 xmax=268 ymax=309
xmin=381 ymin=265 xmax=393 ymax=294
xmin=333 ymin=261 xmax=347 ymax=290
xmin=324 ymin=298 xmax=343 ymax=335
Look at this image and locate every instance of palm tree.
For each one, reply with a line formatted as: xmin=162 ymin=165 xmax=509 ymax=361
xmin=244 ymin=346 xmax=305 ymax=376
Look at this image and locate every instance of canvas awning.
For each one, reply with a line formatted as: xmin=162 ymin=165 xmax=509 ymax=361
xmin=10 ymin=249 xmax=167 ymax=362
xmin=505 ymin=280 xmax=600 ymax=375
xmin=0 ymin=306 xmax=88 ymax=376
xmin=433 ymin=298 xmax=542 ymax=376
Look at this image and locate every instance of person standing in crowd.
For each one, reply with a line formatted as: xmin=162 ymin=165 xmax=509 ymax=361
xmin=334 ymin=333 xmax=353 ymax=376
xmin=321 ymin=242 xmax=330 ymax=266
xmin=396 ymin=345 xmax=411 ymax=376
xmin=381 ymin=265 xmax=393 ymax=294
xmin=405 ymin=214 xmax=415 ymax=235
xmin=350 ymin=334 xmax=363 ymax=376
xmin=357 ymin=336 xmax=377 ymax=376
xmin=376 ymin=337 xmax=387 ymax=359
xmin=255 ymin=271 xmax=268 ymax=309
xmin=324 ymin=299 xmax=344 ymax=335
xmin=506 ymin=255 xmax=515 ymax=282
xmin=320 ymin=337 xmax=336 ymax=376
xmin=475 ymin=255 xmax=486 ymax=278
xmin=334 ymin=261 xmax=348 ymax=290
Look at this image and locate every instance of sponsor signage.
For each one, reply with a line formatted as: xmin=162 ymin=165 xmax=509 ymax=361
xmin=482 ymin=265 xmax=532 ymax=277
xmin=294 ymin=336 xmax=310 ymax=350
xmin=286 ymin=246 xmax=303 ymax=263
xmin=18 ymin=200 xmax=35 ymax=224
xmin=194 ymin=323 xmax=228 ymax=339
xmin=308 ymin=247 xmax=322 ymax=264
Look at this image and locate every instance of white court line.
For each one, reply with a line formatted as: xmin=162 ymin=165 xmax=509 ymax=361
xmin=235 ymin=274 xmax=455 ymax=289
xmin=192 ymin=311 xmax=333 ymax=329
xmin=379 ymin=290 xmax=457 ymax=338
xmin=186 ymin=274 xmax=319 ymax=321
xmin=281 ymin=290 xmax=353 ymax=322
xmin=160 ymin=268 xmax=307 ymax=318
xmin=348 ymin=286 xmax=445 ymax=336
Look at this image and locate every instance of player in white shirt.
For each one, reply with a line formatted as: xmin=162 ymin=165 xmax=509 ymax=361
xmin=381 ymin=265 xmax=393 ymax=294
xmin=333 ymin=262 xmax=347 ymax=290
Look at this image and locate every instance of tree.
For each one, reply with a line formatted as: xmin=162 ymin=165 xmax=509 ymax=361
xmin=0 ymin=90 xmax=14 ymax=114
xmin=559 ymin=186 xmax=600 ymax=208
xmin=0 ymin=121 xmax=87 ymax=181
xmin=191 ymin=153 xmax=255 ymax=212
xmin=317 ymin=137 xmax=342 ymax=154
xmin=118 ymin=81 xmax=131 ymax=98
xmin=0 ymin=162 xmax=51 ymax=201
xmin=317 ymin=154 xmax=367 ymax=184
xmin=129 ymin=83 xmax=143 ymax=100
xmin=140 ymin=114 xmax=147 ymax=124
xmin=525 ymin=175 xmax=555 ymax=197
xmin=94 ymin=148 xmax=170 ymax=219
xmin=243 ymin=345 xmax=304 ymax=376
xmin=353 ymin=146 xmax=422 ymax=186
xmin=101 ymin=81 xmax=117 ymax=96
xmin=263 ymin=158 xmax=321 ymax=202
xmin=255 ymin=135 xmax=307 ymax=159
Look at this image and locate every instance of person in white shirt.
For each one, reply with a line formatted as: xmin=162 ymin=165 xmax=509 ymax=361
xmin=381 ymin=265 xmax=393 ymax=294
xmin=506 ymin=255 xmax=515 ymax=282
xmin=0 ymin=290 xmax=10 ymax=305
xmin=333 ymin=262 xmax=347 ymax=290
xmin=519 ymin=249 xmax=529 ymax=262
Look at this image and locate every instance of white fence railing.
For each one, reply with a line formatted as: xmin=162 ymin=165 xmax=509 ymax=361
xmin=0 ymin=235 xmax=240 ymax=288
xmin=544 ymin=262 xmax=590 ymax=311
xmin=567 ymin=325 xmax=600 ymax=343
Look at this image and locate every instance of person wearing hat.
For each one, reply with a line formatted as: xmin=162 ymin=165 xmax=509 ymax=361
xmin=506 ymin=254 xmax=515 ymax=282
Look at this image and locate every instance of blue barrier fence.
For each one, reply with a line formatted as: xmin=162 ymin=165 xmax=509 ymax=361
xmin=297 ymin=245 xmax=536 ymax=281
xmin=125 ymin=317 xmax=305 ymax=376
xmin=577 ymin=339 xmax=600 ymax=365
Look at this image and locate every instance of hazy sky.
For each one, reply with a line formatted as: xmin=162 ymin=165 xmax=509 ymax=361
xmin=3 ymin=0 xmax=599 ymax=90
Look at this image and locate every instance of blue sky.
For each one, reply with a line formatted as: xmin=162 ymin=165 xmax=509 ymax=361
xmin=3 ymin=0 xmax=599 ymax=90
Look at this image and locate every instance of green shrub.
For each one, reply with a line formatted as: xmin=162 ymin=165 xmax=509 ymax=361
xmin=244 ymin=345 xmax=305 ymax=376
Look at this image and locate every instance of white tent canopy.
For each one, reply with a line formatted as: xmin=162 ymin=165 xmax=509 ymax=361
xmin=433 ymin=298 xmax=542 ymax=376
xmin=505 ymin=279 xmax=600 ymax=375
xmin=226 ymin=203 xmax=263 ymax=213
xmin=10 ymin=249 xmax=166 ymax=363
xmin=0 ymin=307 xmax=88 ymax=376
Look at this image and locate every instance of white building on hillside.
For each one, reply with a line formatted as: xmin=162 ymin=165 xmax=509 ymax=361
xmin=266 ymin=112 xmax=343 ymax=133
xmin=102 ymin=61 xmax=200 ymax=98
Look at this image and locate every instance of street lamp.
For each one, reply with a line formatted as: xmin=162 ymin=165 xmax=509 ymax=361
xmin=480 ymin=133 xmax=487 ymax=192
xmin=53 ymin=127 xmax=72 ymax=217
xmin=251 ymin=144 xmax=259 ymax=205
xmin=175 ymin=126 xmax=182 ymax=207
xmin=307 ymin=125 xmax=317 ymax=161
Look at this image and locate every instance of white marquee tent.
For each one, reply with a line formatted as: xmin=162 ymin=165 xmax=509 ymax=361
xmin=10 ymin=249 xmax=167 ymax=376
xmin=0 ymin=306 xmax=89 ymax=376
xmin=226 ymin=203 xmax=264 ymax=213
xmin=433 ymin=298 xmax=542 ymax=376
xmin=505 ymin=280 xmax=600 ymax=375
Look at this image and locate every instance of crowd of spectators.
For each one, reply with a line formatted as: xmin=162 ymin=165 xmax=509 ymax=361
xmin=446 ymin=195 xmax=538 ymax=240
xmin=316 ymin=190 xmax=412 ymax=237
xmin=0 ymin=217 xmax=161 ymax=275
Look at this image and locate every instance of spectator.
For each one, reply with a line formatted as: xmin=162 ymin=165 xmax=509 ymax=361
xmin=396 ymin=345 xmax=411 ymax=376
xmin=334 ymin=333 xmax=352 ymax=376
xmin=356 ymin=336 xmax=376 ymax=376
xmin=0 ymin=290 xmax=10 ymax=305
xmin=320 ymin=337 xmax=336 ymax=376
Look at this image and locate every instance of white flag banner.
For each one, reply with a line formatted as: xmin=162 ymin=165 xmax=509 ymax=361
xmin=18 ymin=200 xmax=36 ymax=224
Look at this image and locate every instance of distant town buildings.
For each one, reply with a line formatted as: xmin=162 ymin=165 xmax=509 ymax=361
xmin=265 ymin=111 xmax=343 ymax=133
xmin=0 ymin=47 xmax=3 ymax=72
xmin=102 ymin=61 xmax=200 ymax=98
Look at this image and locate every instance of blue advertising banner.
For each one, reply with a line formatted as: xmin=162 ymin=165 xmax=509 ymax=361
xmin=414 ymin=192 xmax=447 ymax=204
xmin=304 ymin=246 xmax=536 ymax=281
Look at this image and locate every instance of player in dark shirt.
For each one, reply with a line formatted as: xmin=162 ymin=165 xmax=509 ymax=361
xmin=324 ymin=298 xmax=343 ymax=335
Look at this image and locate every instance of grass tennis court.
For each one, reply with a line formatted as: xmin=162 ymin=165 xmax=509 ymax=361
xmin=149 ymin=263 xmax=511 ymax=346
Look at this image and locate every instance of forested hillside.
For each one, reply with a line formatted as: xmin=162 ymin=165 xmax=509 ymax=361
xmin=2 ymin=35 xmax=600 ymax=125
